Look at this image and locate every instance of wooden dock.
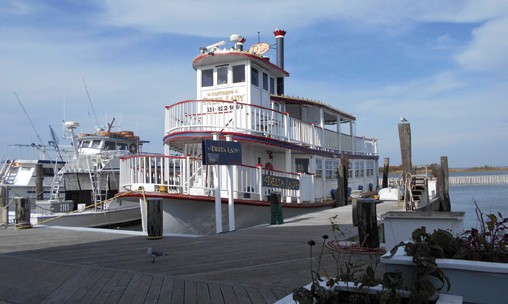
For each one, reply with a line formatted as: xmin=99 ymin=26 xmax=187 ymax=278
xmin=0 ymin=201 xmax=401 ymax=304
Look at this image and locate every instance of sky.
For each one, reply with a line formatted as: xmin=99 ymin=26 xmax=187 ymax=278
xmin=1 ymin=0 xmax=507 ymax=168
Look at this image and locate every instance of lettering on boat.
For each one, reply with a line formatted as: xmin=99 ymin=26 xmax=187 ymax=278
xmin=202 ymin=139 xmax=242 ymax=165
xmin=262 ymin=174 xmax=300 ymax=190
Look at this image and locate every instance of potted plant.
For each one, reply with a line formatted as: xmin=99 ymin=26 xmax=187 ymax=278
xmin=382 ymin=204 xmax=508 ymax=304
xmin=283 ymin=233 xmax=461 ymax=304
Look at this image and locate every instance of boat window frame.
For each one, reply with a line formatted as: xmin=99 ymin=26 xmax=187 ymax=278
xmin=202 ymin=68 xmax=214 ymax=87
xmin=262 ymin=72 xmax=269 ymax=91
xmin=251 ymin=67 xmax=259 ymax=87
xmin=216 ymin=65 xmax=229 ymax=85
xmin=269 ymin=77 xmax=275 ymax=94
xmin=232 ymin=64 xmax=245 ymax=83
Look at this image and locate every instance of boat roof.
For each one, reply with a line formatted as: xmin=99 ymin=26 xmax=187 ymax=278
xmin=192 ymin=51 xmax=289 ymax=78
xmin=271 ymin=95 xmax=356 ymax=122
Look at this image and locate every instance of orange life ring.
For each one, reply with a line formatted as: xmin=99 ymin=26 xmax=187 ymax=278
xmin=264 ymin=162 xmax=273 ymax=171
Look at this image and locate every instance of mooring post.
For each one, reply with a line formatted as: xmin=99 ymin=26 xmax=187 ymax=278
xmin=398 ymin=122 xmax=412 ymax=210
xmin=357 ymin=198 xmax=380 ymax=248
xmin=341 ymin=154 xmax=349 ymax=204
xmin=35 ymin=163 xmax=44 ymax=201
xmin=15 ymin=197 xmax=32 ymax=229
xmin=335 ymin=166 xmax=345 ymax=207
xmin=147 ymin=198 xmax=163 ymax=239
xmin=352 ymin=197 xmax=358 ymax=226
xmin=0 ymin=186 xmax=8 ymax=226
xmin=382 ymin=157 xmax=390 ymax=189
xmin=439 ymin=156 xmax=451 ymax=211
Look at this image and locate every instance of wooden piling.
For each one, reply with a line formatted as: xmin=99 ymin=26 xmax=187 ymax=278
xmin=382 ymin=157 xmax=389 ymax=189
xmin=147 ymin=198 xmax=163 ymax=239
xmin=35 ymin=163 xmax=44 ymax=200
xmin=438 ymin=156 xmax=451 ymax=211
xmin=398 ymin=123 xmax=412 ymax=209
xmin=341 ymin=154 xmax=349 ymax=203
xmin=15 ymin=197 xmax=32 ymax=229
xmin=352 ymin=198 xmax=358 ymax=226
xmin=357 ymin=199 xmax=379 ymax=248
xmin=335 ymin=165 xmax=345 ymax=207
xmin=0 ymin=186 xmax=8 ymax=226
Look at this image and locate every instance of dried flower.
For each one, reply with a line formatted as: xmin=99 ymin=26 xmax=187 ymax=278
xmin=322 ymin=234 xmax=329 ymax=240
xmin=308 ymin=240 xmax=316 ymax=246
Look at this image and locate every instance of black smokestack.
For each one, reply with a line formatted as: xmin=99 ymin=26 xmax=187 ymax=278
xmin=274 ymin=29 xmax=286 ymax=95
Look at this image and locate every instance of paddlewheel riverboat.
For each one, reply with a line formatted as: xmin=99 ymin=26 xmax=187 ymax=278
xmin=118 ymin=29 xmax=379 ymax=235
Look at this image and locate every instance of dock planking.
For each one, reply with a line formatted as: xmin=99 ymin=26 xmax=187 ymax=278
xmin=0 ymin=201 xmax=401 ymax=303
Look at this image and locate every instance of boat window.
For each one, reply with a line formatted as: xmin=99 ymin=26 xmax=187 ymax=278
xmin=366 ymin=161 xmax=374 ymax=176
xmin=325 ymin=160 xmax=332 ymax=179
xmin=117 ymin=143 xmax=128 ymax=151
xmin=80 ymin=140 xmax=91 ymax=148
xmin=315 ymin=159 xmax=322 ymax=178
xmin=295 ymin=158 xmax=309 ymax=174
xmin=348 ymin=164 xmax=353 ymax=178
xmin=232 ymin=65 xmax=245 ymax=83
xmin=42 ymin=167 xmax=54 ymax=176
xmin=269 ymin=77 xmax=275 ymax=94
xmin=356 ymin=161 xmax=364 ymax=178
xmin=251 ymin=67 xmax=259 ymax=87
xmin=91 ymin=140 xmax=102 ymax=148
xmin=202 ymin=69 xmax=213 ymax=87
xmin=262 ymin=73 xmax=268 ymax=91
xmin=105 ymin=141 xmax=116 ymax=150
xmin=217 ymin=65 xmax=228 ymax=85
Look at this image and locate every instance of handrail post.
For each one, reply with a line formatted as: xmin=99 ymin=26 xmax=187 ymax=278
xmin=185 ymin=155 xmax=191 ymax=194
xmin=257 ymin=164 xmax=263 ymax=201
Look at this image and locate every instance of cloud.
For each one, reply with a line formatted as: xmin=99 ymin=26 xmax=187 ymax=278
xmin=455 ymin=17 xmax=508 ymax=72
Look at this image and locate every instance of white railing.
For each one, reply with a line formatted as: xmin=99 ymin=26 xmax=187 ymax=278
xmin=165 ymin=100 xmax=377 ymax=155
xmin=120 ymin=155 xmax=305 ymax=203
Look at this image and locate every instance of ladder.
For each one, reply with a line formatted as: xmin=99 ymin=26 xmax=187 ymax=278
xmin=49 ymin=169 xmax=65 ymax=200
xmin=404 ymin=173 xmax=429 ymax=211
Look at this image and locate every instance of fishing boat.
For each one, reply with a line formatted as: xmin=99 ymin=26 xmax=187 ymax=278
xmin=3 ymin=121 xmax=148 ymax=228
xmin=117 ymin=29 xmax=380 ymax=235
xmin=31 ymin=120 xmax=148 ymax=227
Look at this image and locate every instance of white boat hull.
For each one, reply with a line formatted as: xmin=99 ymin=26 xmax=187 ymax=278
xmin=378 ymin=187 xmax=401 ymax=201
xmin=33 ymin=205 xmax=140 ymax=228
xmin=137 ymin=197 xmax=332 ymax=235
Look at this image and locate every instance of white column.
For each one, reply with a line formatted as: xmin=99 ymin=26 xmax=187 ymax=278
xmin=212 ymin=133 xmax=222 ymax=233
xmin=285 ymin=150 xmax=292 ymax=203
xmin=225 ymin=135 xmax=235 ymax=231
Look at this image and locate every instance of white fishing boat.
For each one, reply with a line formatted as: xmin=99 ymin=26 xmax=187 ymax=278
xmin=31 ymin=120 xmax=148 ymax=227
xmin=3 ymin=121 xmax=148 ymax=228
xmin=117 ymin=29 xmax=380 ymax=235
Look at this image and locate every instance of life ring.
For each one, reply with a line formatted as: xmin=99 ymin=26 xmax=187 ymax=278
xmin=264 ymin=162 xmax=273 ymax=171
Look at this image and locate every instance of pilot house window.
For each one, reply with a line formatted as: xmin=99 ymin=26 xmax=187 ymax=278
xmin=251 ymin=67 xmax=259 ymax=87
xmin=202 ymin=69 xmax=213 ymax=87
xmin=217 ymin=65 xmax=228 ymax=85
xmin=233 ymin=65 xmax=245 ymax=83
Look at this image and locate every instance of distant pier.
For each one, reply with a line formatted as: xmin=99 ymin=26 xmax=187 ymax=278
xmin=449 ymin=174 xmax=508 ymax=186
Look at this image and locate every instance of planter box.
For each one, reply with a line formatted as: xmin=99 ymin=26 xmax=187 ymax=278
xmin=382 ymin=211 xmax=465 ymax=251
xmin=381 ymin=247 xmax=508 ymax=304
xmin=274 ymin=280 xmax=463 ymax=303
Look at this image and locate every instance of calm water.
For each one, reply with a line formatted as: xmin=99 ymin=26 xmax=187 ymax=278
xmin=449 ymin=170 xmax=508 ymax=229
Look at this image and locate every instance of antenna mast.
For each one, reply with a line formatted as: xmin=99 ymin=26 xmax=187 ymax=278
xmin=14 ymin=91 xmax=45 ymax=149
xmin=82 ymin=78 xmax=100 ymax=128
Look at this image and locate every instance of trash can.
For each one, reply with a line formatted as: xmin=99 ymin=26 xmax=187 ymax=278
xmin=270 ymin=192 xmax=284 ymax=225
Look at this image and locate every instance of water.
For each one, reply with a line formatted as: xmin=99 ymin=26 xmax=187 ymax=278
xmin=449 ymin=171 xmax=508 ymax=229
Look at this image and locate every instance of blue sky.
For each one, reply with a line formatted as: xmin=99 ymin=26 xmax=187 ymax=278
xmin=1 ymin=1 xmax=507 ymax=168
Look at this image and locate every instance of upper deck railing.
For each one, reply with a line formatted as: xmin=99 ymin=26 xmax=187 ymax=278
xmin=165 ymin=100 xmax=377 ymax=155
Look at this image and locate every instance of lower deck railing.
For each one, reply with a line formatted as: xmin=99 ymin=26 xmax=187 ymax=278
xmin=120 ymin=155 xmax=322 ymax=203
